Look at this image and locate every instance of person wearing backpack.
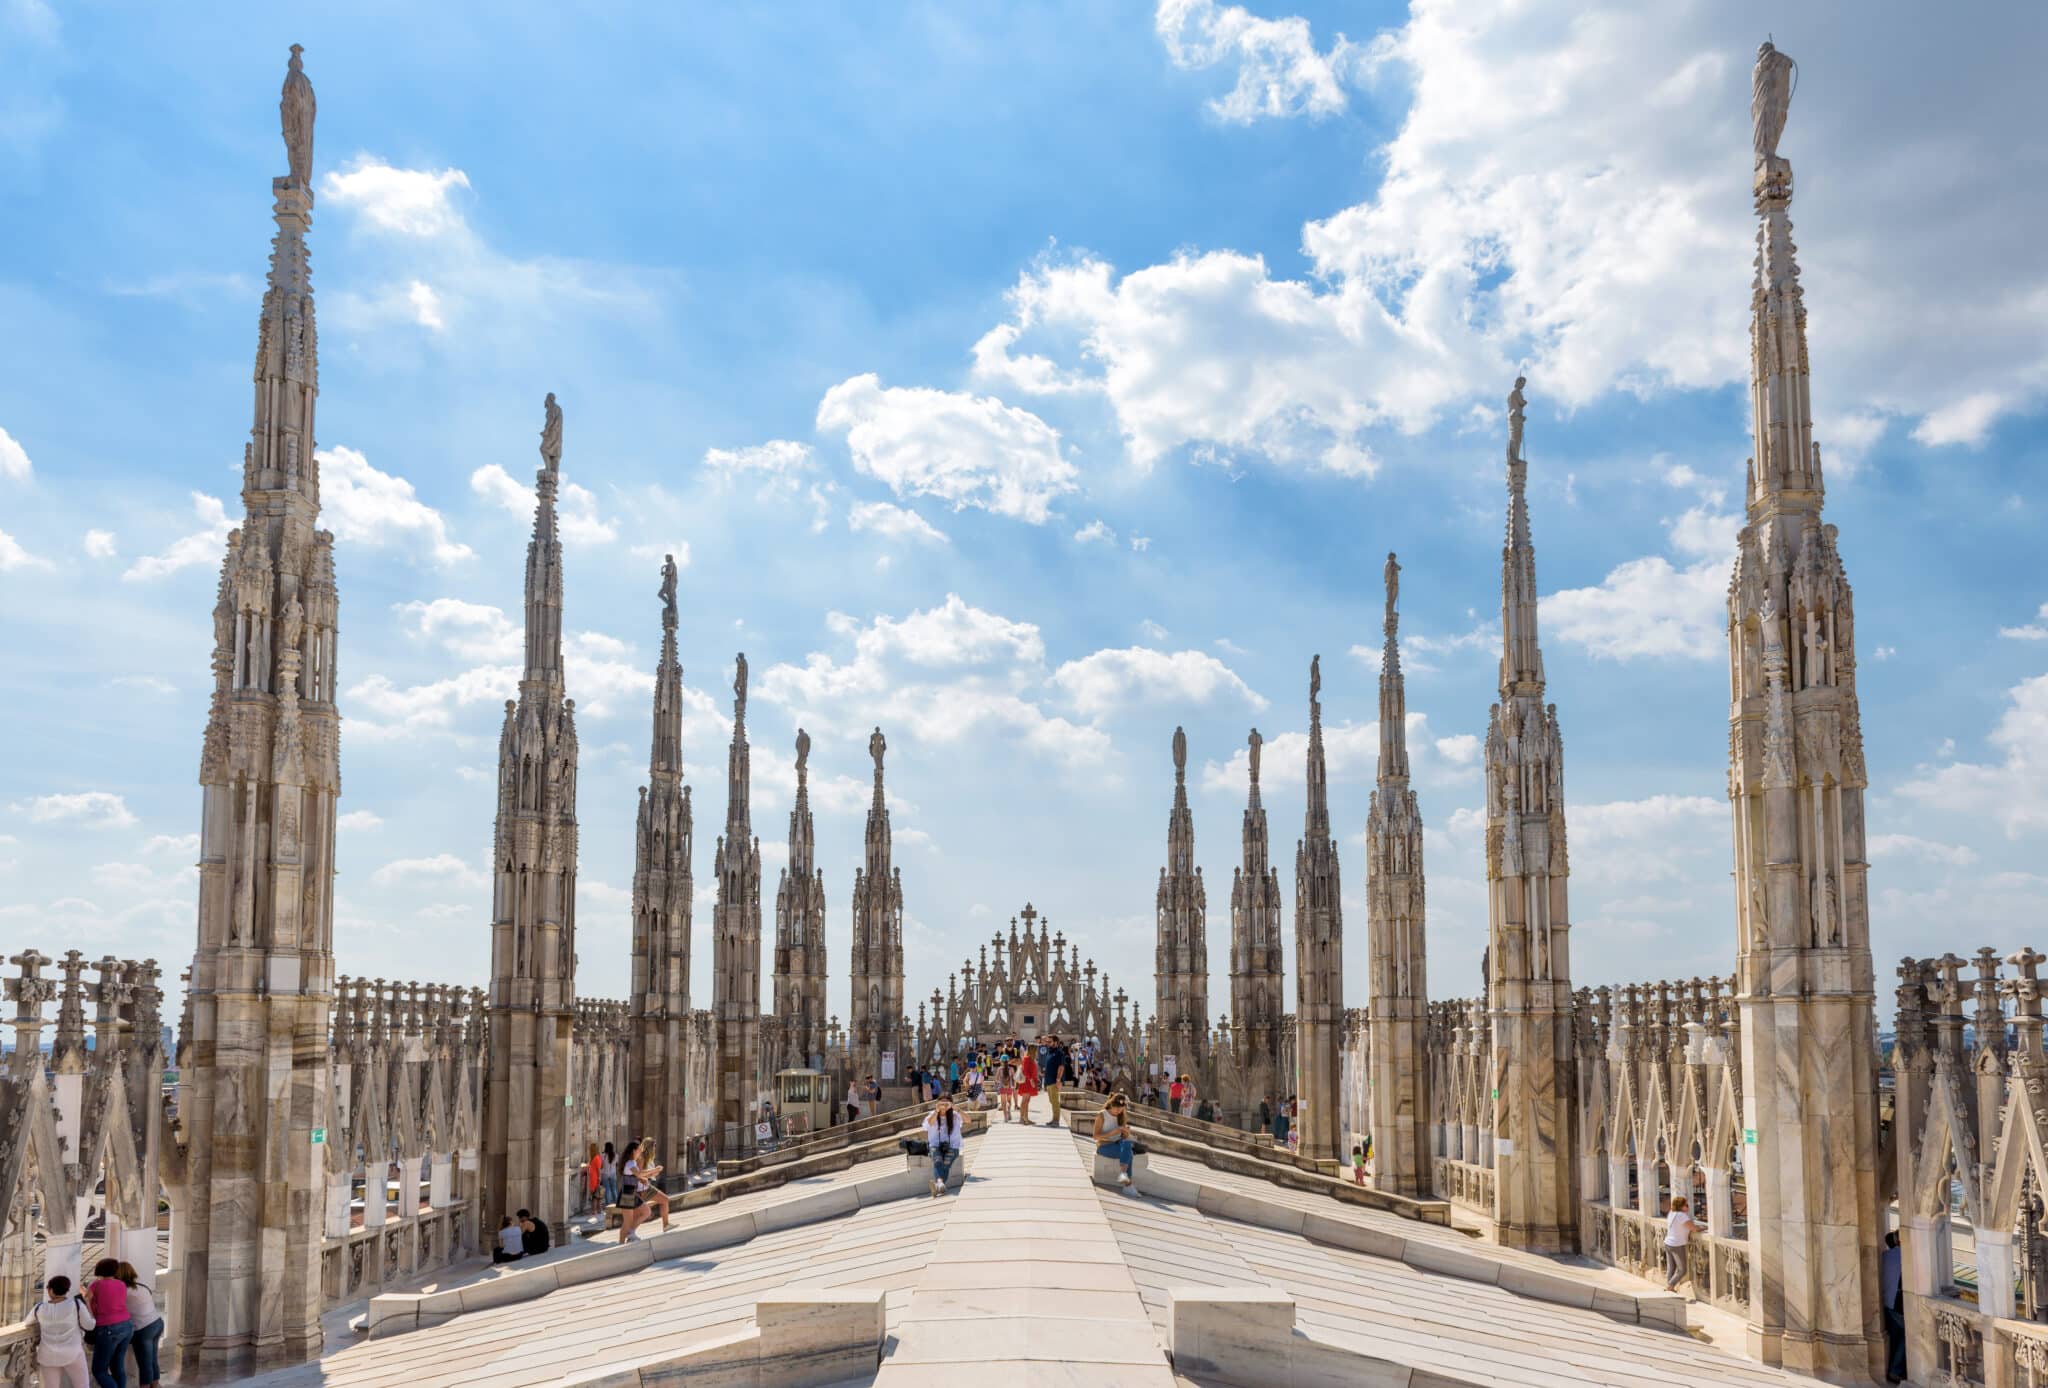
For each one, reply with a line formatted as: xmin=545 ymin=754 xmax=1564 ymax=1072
xmin=32 ymin=1275 xmax=95 ymax=1388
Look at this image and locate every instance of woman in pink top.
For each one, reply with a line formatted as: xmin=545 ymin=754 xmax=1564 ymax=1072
xmin=87 ymin=1259 xmax=133 ymax=1388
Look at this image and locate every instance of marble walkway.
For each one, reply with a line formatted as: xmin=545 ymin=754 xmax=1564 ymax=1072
xmin=236 ymin=1097 xmax=1838 ymax=1386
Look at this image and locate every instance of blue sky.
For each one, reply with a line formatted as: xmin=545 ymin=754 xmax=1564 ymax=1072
xmin=4 ymin=0 xmax=2046 ymax=1028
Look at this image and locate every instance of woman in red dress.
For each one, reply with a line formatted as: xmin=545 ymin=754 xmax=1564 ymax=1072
xmin=1016 ymin=1048 xmax=1042 ymax=1126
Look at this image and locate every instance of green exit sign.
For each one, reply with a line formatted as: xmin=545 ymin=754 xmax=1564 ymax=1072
xmin=1744 ymin=1128 xmax=1757 ymax=1145
xmin=311 ymin=1127 xmax=326 ymax=1145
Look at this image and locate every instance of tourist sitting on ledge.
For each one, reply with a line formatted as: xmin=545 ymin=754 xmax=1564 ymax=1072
xmin=493 ymin=1215 xmax=524 ymax=1264
xmin=518 ymin=1208 xmax=552 ymax=1256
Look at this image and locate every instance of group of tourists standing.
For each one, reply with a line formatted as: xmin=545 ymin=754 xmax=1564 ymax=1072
xmin=29 ymin=1260 xmax=164 ymax=1388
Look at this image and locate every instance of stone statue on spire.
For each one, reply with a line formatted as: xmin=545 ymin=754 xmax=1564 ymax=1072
xmin=1384 ymin=551 xmax=1401 ymax=634
xmin=1172 ymin=725 xmax=1187 ymax=778
xmin=658 ymin=553 xmax=678 ymax=626
xmin=796 ymin=727 xmax=811 ymax=778
xmin=869 ymin=726 xmax=886 ymax=776
xmin=1507 ymin=375 xmax=1528 ymax=460
xmin=1752 ymin=40 xmax=1795 ymax=166
xmin=1247 ymin=727 xmax=1262 ymax=784
xmin=539 ymin=392 xmax=563 ymax=471
xmin=280 ymin=44 xmax=315 ymax=188
xmin=1309 ymin=653 xmax=1322 ymax=707
xmin=733 ymin=653 xmax=748 ymax=722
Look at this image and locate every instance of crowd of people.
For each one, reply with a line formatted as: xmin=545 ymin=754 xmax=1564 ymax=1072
xmin=29 ymin=1259 xmax=165 ymax=1388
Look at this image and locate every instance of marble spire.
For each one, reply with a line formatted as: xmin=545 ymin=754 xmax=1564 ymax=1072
xmin=628 ymin=553 xmax=694 ymax=1157
xmin=712 ymin=655 xmax=764 ymax=1134
xmin=849 ymin=727 xmax=905 ymax=1081
xmin=1155 ymin=727 xmax=1210 ymax=1076
xmin=1366 ymin=552 xmax=1430 ymax=1196
xmin=1483 ymin=376 xmax=1577 ymax=1250
xmin=1230 ymin=727 xmax=1285 ymax=1118
xmin=773 ymin=729 xmax=828 ymax=1067
xmin=484 ymin=392 xmax=579 ymax=1231
xmin=173 ymin=44 xmax=339 ymax=1379
xmin=1293 ymin=656 xmax=1344 ymax=1164
xmin=1727 ymin=39 xmax=1882 ymax=1377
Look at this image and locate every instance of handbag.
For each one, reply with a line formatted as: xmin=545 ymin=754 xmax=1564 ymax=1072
xmin=899 ymin=1137 xmax=930 ymax=1157
xmin=615 ymin=1187 xmax=643 ymax=1210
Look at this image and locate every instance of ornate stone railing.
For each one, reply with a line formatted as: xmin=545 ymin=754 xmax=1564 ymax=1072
xmin=1569 ymin=975 xmax=1746 ymax=1313
xmin=315 ymin=976 xmax=485 ymax=1308
xmin=0 ymin=950 xmax=168 ymax=1322
xmin=1893 ymin=947 xmax=2048 ymax=1388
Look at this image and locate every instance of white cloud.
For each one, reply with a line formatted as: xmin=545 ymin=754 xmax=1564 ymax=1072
xmin=980 ymin=6 xmax=2048 ymax=478
xmin=1898 ymin=673 xmax=2048 ymax=838
xmin=0 ymin=528 xmax=51 ymax=572
xmin=2000 ymin=604 xmax=2048 ymax=642
xmin=704 ymin=440 xmax=814 ymax=494
xmin=470 ymin=463 xmax=616 ymax=545
xmin=816 ymin=373 xmax=1077 ymax=524
xmin=1154 ymin=0 xmax=1361 ymax=125
xmin=371 ymin=854 xmax=487 ymax=891
xmin=1873 ymin=645 xmax=1898 ymax=660
xmin=1050 ymin=647 xmax=1266 ymax=721
xmin=14 ymin=791 xmax=136 ymax=829
xmin=112 ymin=675 xmax=175 ymax=695
xmin=0 ymin=424 xmax=31 ymax=481
xmin=1074 ymin=520 xmax=1116 ymax=545
xmin=406 ymin=280 xmax=446 ymax=331
xmin=143 ymin=833 xmax=198 ymax=855
xmin=321 ymin=157 xmax=472 ymax=237
xmin=1201 ymin=712 xmax=1442 ymax=792
xmin=337 ymin=810 xmax=384 ymax=832
xmin=849 ymin=500 xmax=949 ymax=546
xmin=1868 ymin=833 xmax=1978 ymax=868
xmin=1911 ymin=391 xmax=2006 ymax=448
xmin=1545 ymin=554 xmax=1729 ymax=662
xmin=1139 ymin=619 xmax=1169 ymax=642
xmin=1434 ymin=733 xmax=1480 ymax=766
xmin=1130 ymin=535 xmax=1152 ymax=552
xmin=757 ymin=597 xmax=1106 ymax=767
xmin=629 ymin=540 xmax=692 ymax=567
xmin=123 ymin=492 xmax=232 ymax=582
xmin=320 ymin=445 xmax=472 ymax=564
xmin=83 ymin=528 xmax=116 ymax=559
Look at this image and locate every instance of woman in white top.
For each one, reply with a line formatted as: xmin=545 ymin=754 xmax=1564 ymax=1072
xmin=1092 ymin=1092 xmax=1138 ymax=1194
xmin=31 ymin=1274 xmax=94 ymax=1388
xmin=1663 ymin=1195 xmax=1702 ymax=1293
xmin=120 ymin=1261 xmax=167 ymax=1388
xmin=845 ymin=1081 xmax=862 ymax=1124
xmin=922 ymin=1096 xmax=965 ymax=1197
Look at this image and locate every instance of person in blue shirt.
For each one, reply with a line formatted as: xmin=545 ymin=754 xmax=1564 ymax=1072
xmin=1881 ymin=1229 xmax=1904 ymax=1383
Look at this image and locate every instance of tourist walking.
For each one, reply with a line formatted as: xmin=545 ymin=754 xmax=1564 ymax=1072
xmin=1663 ymin=1195 xmax=1702 ymax=1294
xmin=31 ymin=1275 xmax=94 ymax=1388
xmin=117 ymin=1264 xmax=164 ymax=1388
xmin=1017 ymin=1047 xmax=1042 ymax=1123
xmin=601 ymin=1140 xmax=620 ymax=1209
xmin=1257 ymin=1097 xmax=1272 ymax=1134
xmin=923 ymin=1095 xmax=965 ymax=1196
xmin=585 ymin=1143 xmax=605 ymax=1216
xmin=86 ymin=1258 xmax=133 ymax=1388
xmin=1092 ymin=1092 xmax=1138 ymax=1195
xmin=494 ymin=1214 xmax=525 ymax=1263
xmin=1881 ymin=1230 xmax=1905 ymax=1383
xmin=1042 ymin=1036 xmax=1072 ymax=1127
xmin=997 ymin=1055 xmax=1017 ymax=1122
xmin=1272 ymin=1096 xmax=1291 ymax=1147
